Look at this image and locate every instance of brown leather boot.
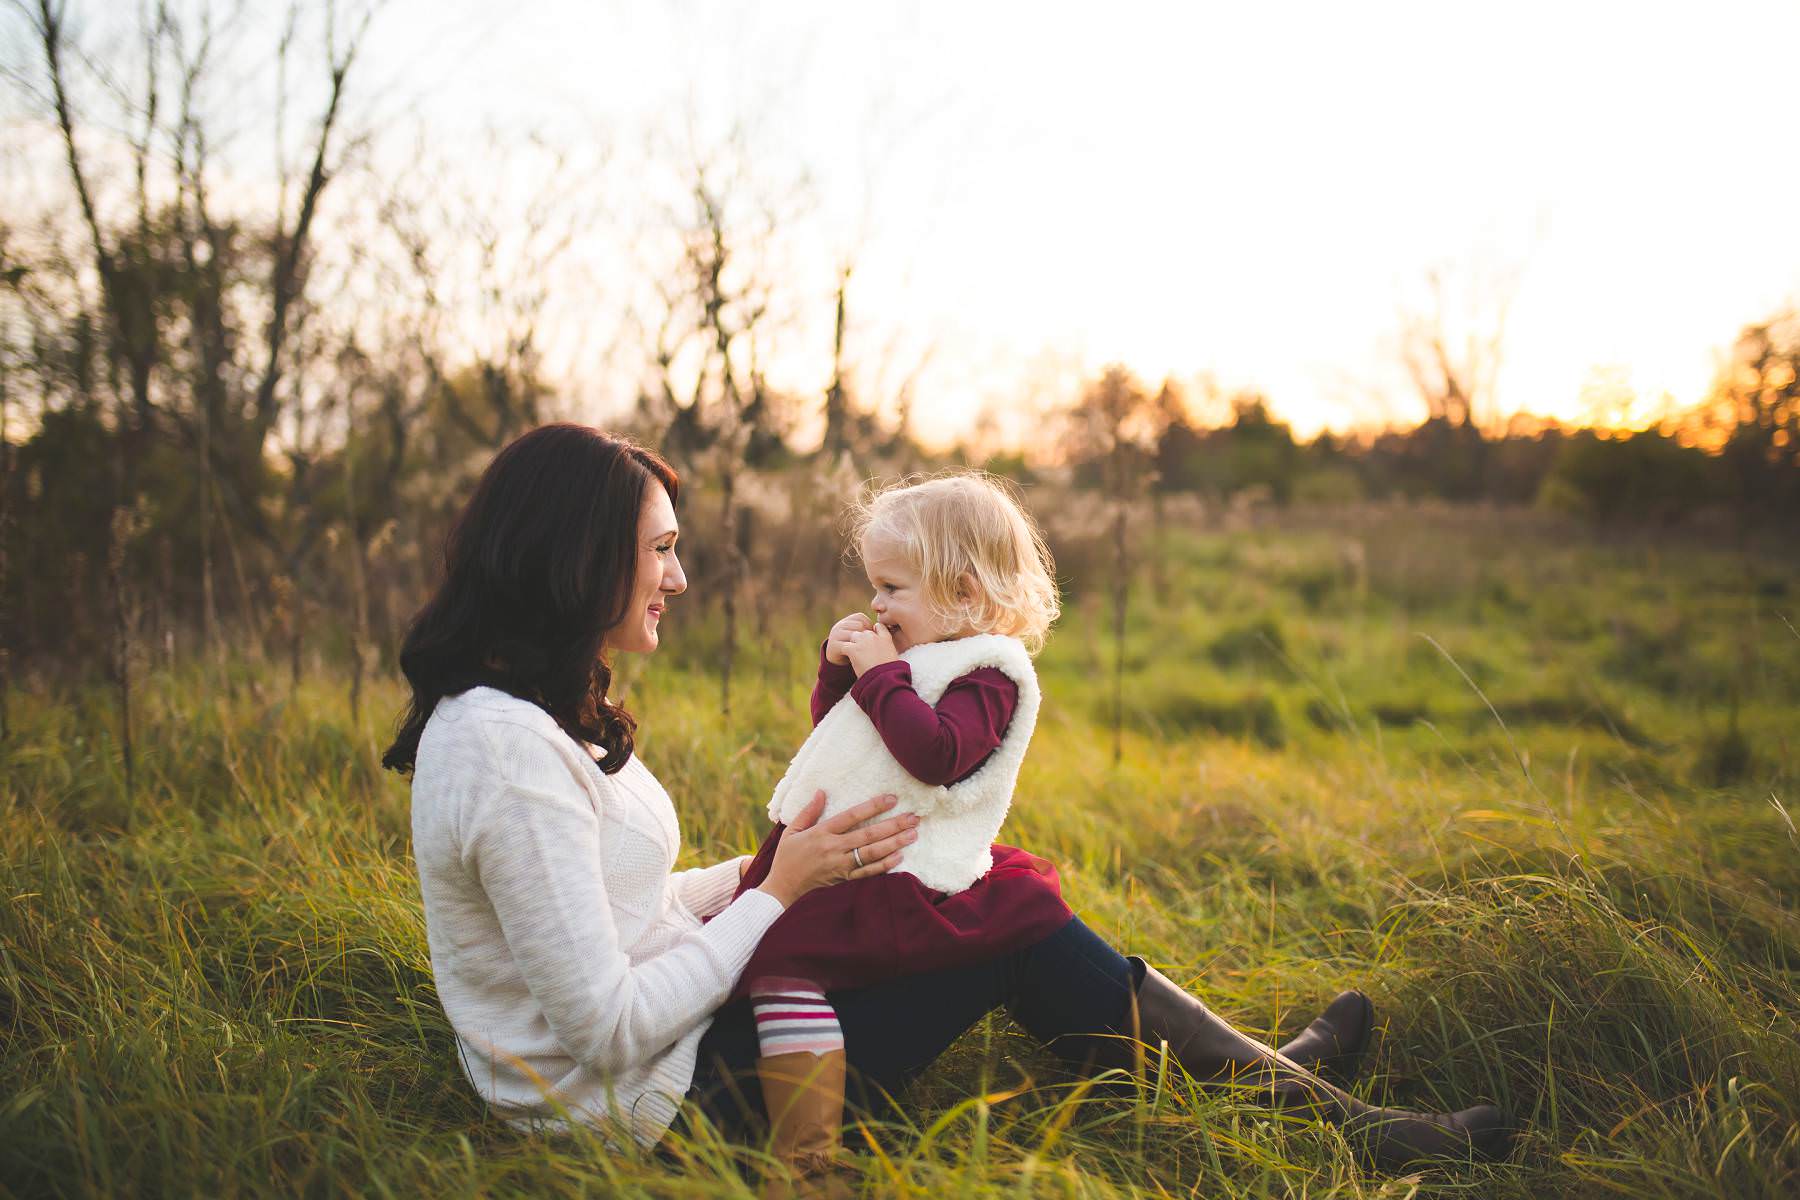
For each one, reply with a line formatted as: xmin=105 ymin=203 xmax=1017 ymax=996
xmin=1274 ymin=989 xmax=1375 ymax=1086
xmin=1127 ymin=958 xmax=1514 ymax=1167
xmin=756 ymin=1050 xmax=854 ymax=1200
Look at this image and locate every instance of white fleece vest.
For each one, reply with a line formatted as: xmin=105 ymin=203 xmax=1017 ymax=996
xmin=766 ymin=634 xmax=1041 ymax=894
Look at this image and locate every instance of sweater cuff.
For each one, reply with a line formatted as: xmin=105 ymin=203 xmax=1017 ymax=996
xmin=672 ymin=855 xmax=752 ymax=920
xmin=699 ymin=887 xmax=786 ymax=981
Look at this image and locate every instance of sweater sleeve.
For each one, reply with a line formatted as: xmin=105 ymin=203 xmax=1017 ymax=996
xmin=670 ymin=856 xmax=750 ymax=920
xmin=461 ymin=738 xmax=783 ymax=1078
xmin=848 ymin=663 xmax=1019 ymax=786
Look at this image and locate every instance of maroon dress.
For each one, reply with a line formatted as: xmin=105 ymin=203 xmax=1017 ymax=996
xmin=724 ymin=645 xmax=1072 ymax=1001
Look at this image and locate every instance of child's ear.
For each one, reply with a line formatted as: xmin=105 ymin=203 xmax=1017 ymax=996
xmin=955 ymin=571 xmax=977 ymax=603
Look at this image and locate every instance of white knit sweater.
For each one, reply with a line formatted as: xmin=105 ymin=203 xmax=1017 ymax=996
xmin=767 ymin=634 xmax=1041 ymax=893
xmin=410 ymin=686 xmax=782 ymax=1145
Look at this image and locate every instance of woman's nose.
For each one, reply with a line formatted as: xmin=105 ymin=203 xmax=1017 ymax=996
xmin=665 ymin=552 xmax=688 ymax=595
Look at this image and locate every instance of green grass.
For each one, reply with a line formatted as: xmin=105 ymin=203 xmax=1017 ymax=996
xmin=4 ymin=507 xmax=1798 ymax=1197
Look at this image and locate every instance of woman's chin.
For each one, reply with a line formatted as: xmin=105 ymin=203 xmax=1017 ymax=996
xmin=606 ymin=629 xmax=660 ymax=656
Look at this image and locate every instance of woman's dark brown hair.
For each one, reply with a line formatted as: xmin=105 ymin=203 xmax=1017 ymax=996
xmin=381 ymin=424 xmax=678 ymax=775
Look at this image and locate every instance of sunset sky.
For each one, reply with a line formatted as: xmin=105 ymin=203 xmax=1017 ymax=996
xmin=31 ymin=0 xmax=1800 ymax=446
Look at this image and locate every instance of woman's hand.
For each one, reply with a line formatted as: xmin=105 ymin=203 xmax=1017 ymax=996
xmin=824 ymin=612 xmax=874 ymax=665
xmin=757 ymin=791 xmax=918 ymax=908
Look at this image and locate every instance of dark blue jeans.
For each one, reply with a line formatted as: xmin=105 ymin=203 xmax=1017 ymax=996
xmin=685 ymin=916 xmax=1141 ymax=1139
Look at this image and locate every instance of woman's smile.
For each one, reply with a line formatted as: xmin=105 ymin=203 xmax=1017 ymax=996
xmin=641 ymin=592 xmax=673 ymax=638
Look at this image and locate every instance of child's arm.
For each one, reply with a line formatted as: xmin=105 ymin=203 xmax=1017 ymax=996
xmin=850 ymin=664 xmax=1018 ymax=787
xmin=810 ymin=613 xmax=873 ymax=725
xmin=811 ymin=642 xmax=858 ymax=725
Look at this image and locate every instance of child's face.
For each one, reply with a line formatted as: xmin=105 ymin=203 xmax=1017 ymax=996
xmin=861 ymin=533 xmax=958 ymax=653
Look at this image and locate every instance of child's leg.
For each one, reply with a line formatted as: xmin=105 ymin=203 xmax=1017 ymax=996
xmin=750 ymin=978 xmax=845 ymax=1058
xmin=749 ymin=978 xmax=848 ymax=1193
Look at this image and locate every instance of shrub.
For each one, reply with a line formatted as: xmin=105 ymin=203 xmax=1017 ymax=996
xmin=1538 ymin=429 xmax=1720 ymax=522
xmin=1116 ymin=684 xmax=1287 ymax=747
xmin=1205 ymin=617 xmax=1288 ymax=669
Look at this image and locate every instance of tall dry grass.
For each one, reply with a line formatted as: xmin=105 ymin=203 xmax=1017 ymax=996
xmin=4 ymin=510 xmax=1797 ymax=1197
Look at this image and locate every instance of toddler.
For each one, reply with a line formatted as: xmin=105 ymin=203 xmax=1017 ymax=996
xmin=729 ymin=472 xmax=1072 ymax=1186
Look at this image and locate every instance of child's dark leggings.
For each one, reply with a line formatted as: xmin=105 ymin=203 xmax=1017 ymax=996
xmin=685 ymin=915 xmax=1140 ymax=1139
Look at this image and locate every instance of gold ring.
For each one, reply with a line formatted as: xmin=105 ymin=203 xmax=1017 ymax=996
xmin=852 ymin=846 xmax=864 ymax=869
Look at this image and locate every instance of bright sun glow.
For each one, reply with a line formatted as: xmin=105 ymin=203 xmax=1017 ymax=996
xmin=329 ymin=1 xmax=1800 ymax=443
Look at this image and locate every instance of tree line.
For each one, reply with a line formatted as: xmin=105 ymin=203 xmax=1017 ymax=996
xmin=2 ymin=0 xmax=1795 ymax=738
xmin=1052 ymin=323 xmax=1799 ymax=522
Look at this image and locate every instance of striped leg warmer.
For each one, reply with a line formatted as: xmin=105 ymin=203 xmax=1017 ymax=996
xmin=749 ymin=977 xmax=845 ymax=1057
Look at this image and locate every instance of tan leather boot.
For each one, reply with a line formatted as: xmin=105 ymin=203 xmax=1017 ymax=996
xmin=757 ymin=1050 xmax=854 ymax=1200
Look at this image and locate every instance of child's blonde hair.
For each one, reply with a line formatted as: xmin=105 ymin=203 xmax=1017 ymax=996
xmin=850 ymin=471 xmax=1060 ymax=655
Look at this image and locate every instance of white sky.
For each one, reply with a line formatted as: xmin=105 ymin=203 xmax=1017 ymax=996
xmin=32 ymin=0 xmax=1800 ymax=445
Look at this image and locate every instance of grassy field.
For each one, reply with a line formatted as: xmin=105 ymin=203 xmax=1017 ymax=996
xmin=4 ymin=506 xmax=1798 ymax=1198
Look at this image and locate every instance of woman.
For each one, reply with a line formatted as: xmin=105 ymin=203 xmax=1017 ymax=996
xmin=383 ymin=424 xmax=1512 ymax=1179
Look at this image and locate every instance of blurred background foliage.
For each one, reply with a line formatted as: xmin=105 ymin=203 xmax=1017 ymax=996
xmin=1 ymin=2 xmax=1796 ymax=699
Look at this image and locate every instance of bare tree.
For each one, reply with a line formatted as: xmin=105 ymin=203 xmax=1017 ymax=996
xmin=376 ymin=130 xmax=609 ymax=452
xmin=1063 ymin=365 xmax=1155 ymax=764
xmin=822 ymin=260 xmax=853 ymax=459
xmin=251 ymin=2 xmax=375 ymax=447
xmin=6 ymin=0 xmax=386 ymax=660
xmin=631 ymin=129 xmax=811 ymax=714
xmin=686 ymin=163 xmax=773 ymax=717
xmin=342 ymin=367 xmax=370 ymax=723
xmin=23 ymin=0 xmax=162 ymax=456
xmin=1396 ymin=259 xmax=1521 ymax=432
xmin=1707 ymin=308 xmax=1800 ymax=516
xmin=107 ymin=504 xmax=136 ymax=802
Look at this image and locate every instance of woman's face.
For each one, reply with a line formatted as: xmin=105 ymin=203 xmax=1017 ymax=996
xmin=605 ymin=481 xmax=686 ymax=654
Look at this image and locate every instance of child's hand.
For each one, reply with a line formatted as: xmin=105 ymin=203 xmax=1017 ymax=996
xmin=844 ymin=622 xmax=900 ymax=676
xmin=825 ymin=612 xmax=874 ymax=665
